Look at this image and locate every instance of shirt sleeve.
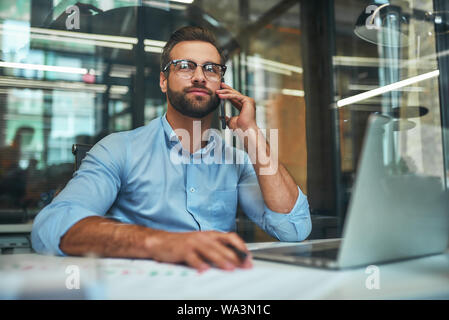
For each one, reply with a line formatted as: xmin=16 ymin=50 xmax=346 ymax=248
xmin=237 ymin=152 xmax=312 ymax=242
xmin=31 ymin=132 xmax=128 ymax=256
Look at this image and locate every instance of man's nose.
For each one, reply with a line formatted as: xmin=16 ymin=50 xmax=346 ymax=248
xmin=191 ymin=66 xmax=206 ymax=84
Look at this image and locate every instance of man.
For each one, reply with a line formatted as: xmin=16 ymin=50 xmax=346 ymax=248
xmin=31 ymin=26 xmax=311 ymax=272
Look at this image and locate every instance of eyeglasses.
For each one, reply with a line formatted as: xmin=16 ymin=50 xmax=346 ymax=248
xmin=163 ymin=59 xmax=227 ymax=82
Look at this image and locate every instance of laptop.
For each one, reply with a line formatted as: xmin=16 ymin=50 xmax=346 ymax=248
xmin=251 ymin=113 xmax=449 ymax=269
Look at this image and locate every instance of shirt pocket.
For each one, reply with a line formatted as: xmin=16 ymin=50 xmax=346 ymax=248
xmin=207 ymin=189 xmax=238 ymax=230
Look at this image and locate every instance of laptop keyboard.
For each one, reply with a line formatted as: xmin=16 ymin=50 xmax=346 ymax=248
xmin=251 ymin=240 xmax=341 ymax=266
xmin=289 ymin=247 xmax=339 ymax=260
xmin=284 ymin=240 xmax=341 ymax=260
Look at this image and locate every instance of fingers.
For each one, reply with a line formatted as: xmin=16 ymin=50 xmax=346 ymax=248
xmin=216 ymin=88 xmax=245 ymax=110
xmin=220 ymin=232 xmax=248 ymax=254
xmin=220 ymin=82 xmax=233 ymax=89
xmin=215 ymin=232 xmax=253 ymax=269
xmin=216 ymin=91 xmax=244 ymax=101
xmin=225 ymin=116 xmax=239 ymax=130
xmin=184 ymin=251 xmax=210 ymax=273
xmin=196 ymin=242 xmax=239 ymax=271
xmin=151 ymin=231 xmax=252 ymax=272
xmin=222 ymin=96 xmax=244 ymax=110
xmin=185 ymin=232 xmax=252 ymax=272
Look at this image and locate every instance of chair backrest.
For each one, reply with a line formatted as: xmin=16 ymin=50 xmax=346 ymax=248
xmin=71 ymin=143 xmax=93 ymax=171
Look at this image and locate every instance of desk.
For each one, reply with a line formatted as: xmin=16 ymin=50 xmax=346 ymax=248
xmin=1 ymin=239 xmax=448 ymax=299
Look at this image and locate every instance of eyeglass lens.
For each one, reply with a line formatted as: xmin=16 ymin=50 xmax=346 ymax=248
xmin=173 ymin=61 xmax=222 ymax=81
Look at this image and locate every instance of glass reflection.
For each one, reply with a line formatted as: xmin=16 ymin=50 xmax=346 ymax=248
xmin=334 ymin=0 xmax=446 ymax=226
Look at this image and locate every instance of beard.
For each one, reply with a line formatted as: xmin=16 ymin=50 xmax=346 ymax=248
xmin=167 ymin=84 xmax=220 ymax=119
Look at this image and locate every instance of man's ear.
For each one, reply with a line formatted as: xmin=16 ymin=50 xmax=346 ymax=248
xmin=160 ymin=72 xmax=167 ymax=93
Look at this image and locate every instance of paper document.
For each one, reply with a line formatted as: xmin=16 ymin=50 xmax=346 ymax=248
xmin=0 ymin=254 xmax=348 ymax=299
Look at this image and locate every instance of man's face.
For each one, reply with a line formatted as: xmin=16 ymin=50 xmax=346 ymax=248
xmin=160 ymin=41 xmax=222 ymax=119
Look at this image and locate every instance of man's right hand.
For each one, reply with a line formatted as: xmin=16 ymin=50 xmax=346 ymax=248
xmin=60 ymin=216 xmax=252 ymax=272
xmin=146 ymin=230 xmax=253 ymax=272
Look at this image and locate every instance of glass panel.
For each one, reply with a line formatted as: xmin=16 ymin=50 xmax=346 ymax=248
xmin=0 ymin=0 xmax=142 ymax=221
xmin=333 ymin=0 xmax=446 ymax=221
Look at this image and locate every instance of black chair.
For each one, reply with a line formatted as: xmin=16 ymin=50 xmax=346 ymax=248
xmin=71 ymin=143 xmax=93 ymax=171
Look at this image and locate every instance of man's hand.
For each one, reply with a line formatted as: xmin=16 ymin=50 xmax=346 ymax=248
xmin=146 ymin=230 xmax=253 ymax=272
xmin=216 ymin=83 xmax=257 ymax=131
xmin=60 ymin=217 xmax=252 ymax=272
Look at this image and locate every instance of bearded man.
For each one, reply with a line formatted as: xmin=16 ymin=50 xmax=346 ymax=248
xmin=32 ymin=26 xmax=311 ymax=272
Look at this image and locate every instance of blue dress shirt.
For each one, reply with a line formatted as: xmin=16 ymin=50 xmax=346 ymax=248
xmin=31 ymin=114 xmax=311 ymax=255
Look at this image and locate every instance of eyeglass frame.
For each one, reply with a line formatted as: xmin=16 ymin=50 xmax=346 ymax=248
xmin=162 ymin=59 xmax=227 ymax=81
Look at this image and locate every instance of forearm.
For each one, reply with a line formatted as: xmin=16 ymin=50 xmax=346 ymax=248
xmin=244 ymin=126 xmax=299 ymax=213
xmin=59 ymin=216 xmax=162 ymax=258
xmin=257 ymin=164 xmax=299 ymax=213
xmin=59 ymin=216 xmax=252 ymax=271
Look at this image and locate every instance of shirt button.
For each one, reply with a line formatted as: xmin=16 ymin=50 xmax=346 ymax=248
xmin=189 ymin=187 xmax=195 ymax=193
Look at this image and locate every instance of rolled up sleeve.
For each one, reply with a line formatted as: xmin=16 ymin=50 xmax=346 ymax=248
xmin=237 ymin=154 xmax=312 ymax=242
xmin=262 ymin=186 xmax=312 ymax=241
xmin=31 ymin=132 xmax=127 ymax=256
xmin=31 ymin=203 xmax=103 ymax=256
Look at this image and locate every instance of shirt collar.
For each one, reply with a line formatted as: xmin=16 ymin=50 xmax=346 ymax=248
xmin=161 ymin=112 xmax=179 ymax=148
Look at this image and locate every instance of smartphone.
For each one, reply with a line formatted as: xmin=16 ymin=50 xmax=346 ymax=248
xmin=220 ymin=101 xmax=226 ymax=129
xmin=220 ymin=78 xmax=226 ymax=129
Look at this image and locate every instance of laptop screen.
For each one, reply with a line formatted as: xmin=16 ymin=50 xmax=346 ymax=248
xmin=337 ymin=113 xmax=449 ymax=268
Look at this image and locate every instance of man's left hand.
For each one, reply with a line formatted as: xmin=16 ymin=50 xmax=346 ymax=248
xmin=216 ymin=83 xmax=257 ymax=131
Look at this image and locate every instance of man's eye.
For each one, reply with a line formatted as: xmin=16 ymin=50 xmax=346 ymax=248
xmin=179 ymin=62 xmax=190 ymax=70
xmin=204 ymin=64 xmax=218 ymax=73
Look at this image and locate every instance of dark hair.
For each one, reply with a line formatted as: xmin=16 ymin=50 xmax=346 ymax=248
xmin=160 ymin=26 xmax=225 ymax=74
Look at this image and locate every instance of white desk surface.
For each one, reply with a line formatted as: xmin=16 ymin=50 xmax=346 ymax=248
xmin=1 ymin=239 xmax=448 ymax=300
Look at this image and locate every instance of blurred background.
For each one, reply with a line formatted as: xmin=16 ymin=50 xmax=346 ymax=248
xmin=0 ymin=0 xmax=448 ymax=252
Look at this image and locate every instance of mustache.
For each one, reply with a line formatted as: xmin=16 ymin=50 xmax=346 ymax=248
xmin=183 ymin=85 xmax=213 ymax=95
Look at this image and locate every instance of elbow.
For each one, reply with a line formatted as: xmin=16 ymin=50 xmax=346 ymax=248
xmin=262 ymin=189 xmax=312 ymax=242
xmin=281 ymin=201 xmax=313 ymax=242
xmin=268 ymin=214 xmax=312 ymax=242
xmin=31 ymin=218 xmax=47 ymax=254
xmin=296 ymin=215 xmax=312 ymax=241
xmin=30 ymin=208 xmax=64 ymax=256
